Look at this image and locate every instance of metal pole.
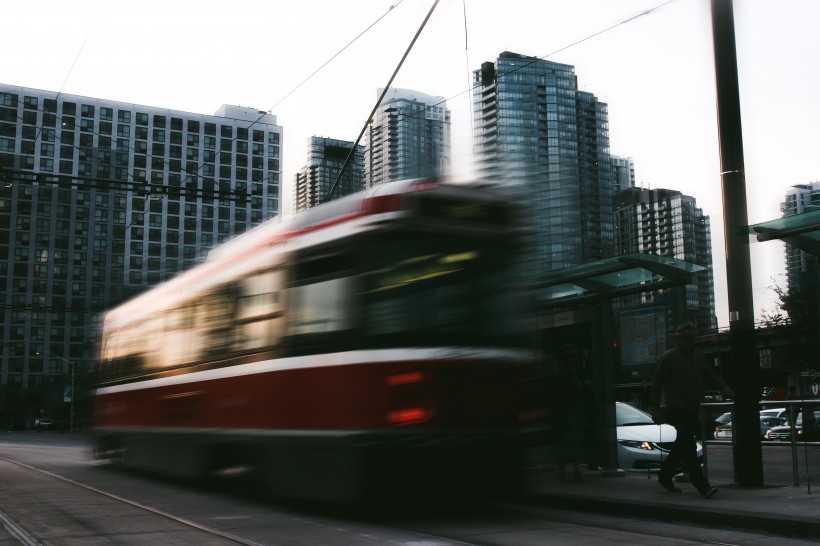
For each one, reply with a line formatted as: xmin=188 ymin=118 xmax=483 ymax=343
xmin=70 ymin=361 xmax=75 ymax=433
xmin=39 ymin=351 xmax=76 ymax=433
xmin=710 ymin=0 xmax=762 ymax=486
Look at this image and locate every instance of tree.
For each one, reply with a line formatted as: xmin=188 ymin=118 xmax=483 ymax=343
xmin=765 ymin=277 xmax=819 ymax=390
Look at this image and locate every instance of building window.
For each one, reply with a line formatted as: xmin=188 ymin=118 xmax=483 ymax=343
xmin=0 ymin=93 xmax=17 ymax=107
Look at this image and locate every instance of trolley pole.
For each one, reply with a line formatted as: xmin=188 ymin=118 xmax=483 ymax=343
xmin=710 ymin=0 xmax=763 ymax=486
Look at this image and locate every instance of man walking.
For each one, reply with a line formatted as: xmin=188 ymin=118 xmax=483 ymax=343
xmin=651 ymin=322 xmax=734 ymax=498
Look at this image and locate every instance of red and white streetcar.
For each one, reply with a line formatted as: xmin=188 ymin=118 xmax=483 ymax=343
xmin=94 ymin=178 xmax=537 ymax=502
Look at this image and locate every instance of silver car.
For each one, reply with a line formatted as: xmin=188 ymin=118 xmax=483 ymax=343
xmin=616 ymin=401 xmax=702 ymax=472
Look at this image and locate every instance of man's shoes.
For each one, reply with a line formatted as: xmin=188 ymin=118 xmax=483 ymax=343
xmin=658 ymin=477 xmax=681 ymax=492
xmin=699 ymin=485 xmax=718 ymax=499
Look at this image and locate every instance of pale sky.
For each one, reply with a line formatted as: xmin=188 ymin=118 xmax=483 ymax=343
xmin=3 ymin=0 xmax=819 ymax=327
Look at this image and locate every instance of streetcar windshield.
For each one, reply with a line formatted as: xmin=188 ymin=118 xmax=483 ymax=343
xmin=360 ymin=234 xmax=523 ymax=347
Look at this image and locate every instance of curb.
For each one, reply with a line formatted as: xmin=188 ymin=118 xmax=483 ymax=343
xmin=526 ymin=491 xmax=820 ymax=540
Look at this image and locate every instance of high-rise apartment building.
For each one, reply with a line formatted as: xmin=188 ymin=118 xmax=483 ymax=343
xmin=364 ymin=88 xmax=450 ymax=188
xmin=294 ymin=136 xmax=364 ymax=212
xmin=781 ymin=181 xmax=820 ymax=290
xmin=472 ymin=52 xmax=614 ymax=277
xmin=613 ymin=186 xmax=717 ymax=332
xmin=611 ymin=156 xmax=635 ymax=194
xmin=0 ymin=83 xmax=282 ymax=423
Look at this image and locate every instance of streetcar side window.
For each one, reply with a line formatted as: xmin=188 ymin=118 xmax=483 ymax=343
xmin=288 ymin=252 xmax=355 ymax=337
xmin=138 ymin=315 xmax=164 ymax=370
xmin=289 ymin=277 xmax=353 ymax=335
xmin=163 ymin=305 xmax=197 ymax=367
xmin=193 ymin=287 xmax=240 ymax=358
xmin=237 ymin=269 xmax=285 ymax=350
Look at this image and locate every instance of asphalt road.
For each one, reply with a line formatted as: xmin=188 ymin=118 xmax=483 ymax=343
xmin=1 ymin=432 xmax=816 ymax=545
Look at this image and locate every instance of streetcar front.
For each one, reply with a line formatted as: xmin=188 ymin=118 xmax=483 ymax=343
xmin=284 ymin=180 xmax=538 ymax=497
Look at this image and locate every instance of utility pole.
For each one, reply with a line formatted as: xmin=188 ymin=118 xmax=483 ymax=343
xmin=710 ymin=0 xmax=763 ymax=486
xmin=39 ymin=351 xmax=76 ymax=432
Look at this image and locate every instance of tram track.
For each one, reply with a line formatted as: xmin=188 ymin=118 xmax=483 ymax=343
xmin=2 ymin=436 xmax=809 ymax=546
xmin=0 ymin=456 xmax=261 ymax=545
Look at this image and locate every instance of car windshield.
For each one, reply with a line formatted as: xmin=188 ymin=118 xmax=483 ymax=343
xmin=616 ymin=402 xmax=655 ymax=426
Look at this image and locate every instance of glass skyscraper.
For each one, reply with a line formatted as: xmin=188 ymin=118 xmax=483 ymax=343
xmin=613 ymin=186 xmax=717 ymax=332
xmin=364 ymin=88 xmax=450 ymax=188
xmin=294 ymin=136 xmax=364 ymax=212
xmin=472 ymin=52 xmax=614 ymax=277
xmin=782 ymin=182 xmax=820 ymax=291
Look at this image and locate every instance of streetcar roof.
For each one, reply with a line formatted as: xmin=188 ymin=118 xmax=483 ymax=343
xmin=102 ymin=178 xmax=470 ymax=328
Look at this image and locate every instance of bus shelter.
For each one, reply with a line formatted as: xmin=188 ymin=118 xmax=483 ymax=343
xmin=747 ymin=209 xmax=820 ymax=397
xmin=528 ymin=253 xmax=704 ymax=476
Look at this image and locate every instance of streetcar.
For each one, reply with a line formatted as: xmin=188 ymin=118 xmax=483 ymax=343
xmin=94 ymin=178 xmax=538 ymax=502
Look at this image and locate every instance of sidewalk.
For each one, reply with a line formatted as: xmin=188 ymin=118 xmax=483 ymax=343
xmin=525 ymin=468 xmax=820 ymax=539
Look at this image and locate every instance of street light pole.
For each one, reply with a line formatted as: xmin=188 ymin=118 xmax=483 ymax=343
xmin=37 ymin=351 xmax=75 ymax=432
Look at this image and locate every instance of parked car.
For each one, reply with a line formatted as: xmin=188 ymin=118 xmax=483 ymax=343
xmin=615 ymin=401 xmax=702 ymax=472
xmin=33 ymin=418 xmax=58 ymax=431
xmin=713 ymin=416 xmax=786 ymax=440
xmin=710 ymin=408 xmax=787 ymax=439
xmin=759 ymin=407 xmax=788 ymax=419
xmin=765 ymin=410 xmax=820 ymax=441
xmin=710 ymin=411 xmax=733 ymax=438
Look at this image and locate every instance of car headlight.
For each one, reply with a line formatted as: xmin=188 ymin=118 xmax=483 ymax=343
xmin=618 ymin=440 xmax=655 ymax=451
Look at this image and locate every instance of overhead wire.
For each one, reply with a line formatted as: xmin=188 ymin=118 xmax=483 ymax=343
xmin=7 ymin=0 xmax=677 ymax=230
xmin=381 ymin=0 xmax=679 ymax=137
xmin=2 ymin=1 xmax=410 ymax=276
xmin=324 ymin=0 xmax=441 ymax=203
xmin=266 ymin=0 xmax=406 ymax=116
xmin=462 ymin=0 xmax=473 ymax=146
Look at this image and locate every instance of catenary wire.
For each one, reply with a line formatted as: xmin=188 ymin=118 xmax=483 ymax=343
xmin=324 ymin=0 xmax=440 ymax=202
xmin=7 ymin=1 xmax=406 ymax=235
xmin=381 ymin=0 xmax=680 ymax=137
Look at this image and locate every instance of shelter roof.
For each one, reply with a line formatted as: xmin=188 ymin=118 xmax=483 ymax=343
xmin=530 ymin=253 xmax=704 ymax=308
xmin=746 ymin=209 xmax=820 ymax=256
